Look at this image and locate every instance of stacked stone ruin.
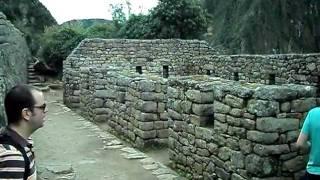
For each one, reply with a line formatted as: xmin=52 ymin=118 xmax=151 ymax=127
xmin=63 ymin=38 xmax=320 ymax=179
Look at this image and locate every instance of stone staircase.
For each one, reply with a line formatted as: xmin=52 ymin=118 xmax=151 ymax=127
xmin=27 ymin=62 xmax=50 ymax=91
xmin=27 ymin=62 xmax=41 ymax=85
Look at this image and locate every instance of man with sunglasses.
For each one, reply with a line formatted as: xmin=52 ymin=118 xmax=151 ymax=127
xmin=0 ymin=84 xmax=47 ymax=180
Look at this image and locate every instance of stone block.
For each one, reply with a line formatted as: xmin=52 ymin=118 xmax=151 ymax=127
xmin=256 ymin=117 xmax=299 ymax=132
xmin=141 ymin=92 xmax=165 ymax=101
xmin=94 ymin=90 xmax=116 ymax=99
xmin=282 ymin=155 xmax=308 ymax=172
xmin=93 ymin=98 xmax=104 ymax=108
xmin=157 ymin=129 xmax=169 ymax=138
xmin=245 ymin=154 xmax=276 ymax=176
xmin=134 ymin=129 xmax=156 ymax=139
xmin=167 ymin=87 xmax=179 ymax=98
xmin=291 ymin=98 xmax=317 ymax=112
xmin=167 ymin=109 xmax=182 ymax=120
xmin=240 ymin=118 xmax=255 ymax=130
xmin=253 ymin=144 xmax=290 ymax=156
xmin=214 ymin=120 xmax=228 ymax=133
xmin=214 ymin=113 xmax=226 ymax=122
xmin=247 ymin=131 xmax=279 ymax=144
xmin=137 ymin=80 xmax=155 ymax=92
xmin=141 ymin=101 xmax=157 ymax=113
xmin=239 ymin=139 xmax=252 ymax=154
xmin=229 ymin=108 xmax=244 ymax=117
xmin=138 ymin=112 xmax=158 ymax=122
xmin=215 ymin=167 xmax=230 ymax=180
xmin=280 ymin=102 xmax=291 ymax=112
xmin=213 ymin=101 xmax=231 ymax=114
xmin=138 ymin=122 xmax=154 ymax=131
xmin=225 ymin=94 xmax=244 ymax=108
xmin=94 ymin=115 xmax=109 ymax=122
xmin=185 ymin=90 xmax=213 ymax=103
xmin=247 ymin=100 xmax=279 ymax=117
xmin=231 ymin=151 xmax=245 ymax=169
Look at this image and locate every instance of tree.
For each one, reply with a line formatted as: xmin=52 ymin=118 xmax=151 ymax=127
xmin=118 ymin=14 xmax=152 ymax=39
xmin=85 ymin=24 xmax=116 ymax=38
xmin=149 ymin=0 xmax=210 ymax=39
xmin=110 ymin=3 xmax=127 ymax=30
xmin=40 ymin=26 xmax=85 ymax=76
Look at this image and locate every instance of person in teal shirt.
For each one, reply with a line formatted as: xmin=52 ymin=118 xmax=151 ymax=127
xmin=297 ymin=107 xmax=320 ymax=179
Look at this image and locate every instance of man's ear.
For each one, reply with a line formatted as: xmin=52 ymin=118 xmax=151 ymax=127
xmin=21 ymin=108 xmax=31 ymax=121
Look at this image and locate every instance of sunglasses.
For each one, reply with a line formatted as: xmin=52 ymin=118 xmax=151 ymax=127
xmin=33 ymin=103 xmax=47 ymax=111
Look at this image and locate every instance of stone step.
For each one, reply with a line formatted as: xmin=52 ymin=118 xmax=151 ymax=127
xmin=28 ymin=76 xmax=39 ymax=80
xmin=28 ymin=79 xmax=41 ymax=83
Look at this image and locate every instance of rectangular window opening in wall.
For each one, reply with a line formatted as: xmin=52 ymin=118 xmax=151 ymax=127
xmin=234 ymin=72 xmax=239 ymax=81
xmin=206 ymin=70 xmax=211 ymax=75
xmin=163 ymin=65 xmax=169 ymax=78
xmin=206 ymin=115 xmax=214 ymax=128
xmin=136 ymin=66 xmax=142 ymax=74
xmin=269 ymin=74 xmax=276 ymax=85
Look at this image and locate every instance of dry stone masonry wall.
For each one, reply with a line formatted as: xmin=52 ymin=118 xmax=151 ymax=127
xmin=77 ymin=66 xmax=169 ymax=148
xmin=194 ymin=54 xmax=320 ymax=86
xmin=167 ymin=76 xmax=318 ymax=179
xmin=64 ymin=39 xmax=216 ymax=107
xmin=63 ymin=38 xmax=320 ymax=179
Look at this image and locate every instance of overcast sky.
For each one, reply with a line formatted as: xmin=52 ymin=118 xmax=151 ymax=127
xmin=39 ymin=0 xmax=158 ymax=24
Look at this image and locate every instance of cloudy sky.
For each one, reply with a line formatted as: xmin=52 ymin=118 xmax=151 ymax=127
xmin=39 ymin=0 xmax=158 ymax=24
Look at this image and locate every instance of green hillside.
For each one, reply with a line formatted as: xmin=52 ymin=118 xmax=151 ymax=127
xmin=202 ymin=0 xmax=320 ymax=54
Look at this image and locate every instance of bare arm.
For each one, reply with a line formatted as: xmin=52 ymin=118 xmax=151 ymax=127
xmin=296 ymin=132 xmax=309 ymax=149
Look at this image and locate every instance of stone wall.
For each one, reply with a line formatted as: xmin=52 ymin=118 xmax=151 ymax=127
xmin=167 ymin=75 xmax=318 ymax=179
xmin=0 ymin=12 xmax=30 ymax=125
xmin=77 ymin=66 xmax=169 ymax=148
xmin=194 ymin=54 xmax=320 ymax=86
xmin=63 ymin=39 xmax=216 ymax=107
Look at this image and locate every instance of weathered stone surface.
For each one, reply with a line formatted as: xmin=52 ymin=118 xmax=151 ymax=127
xmin=225 ymin=94 xmax=244 ymax=108
xmin=0 ymin=12 xmax=30 ymax=124
xmin=239 ymin=139 xmax=252 ymax=154
xmin=253 ymin=86 xmax=297 ymax=101
xmin=245 ymin=154 xmax=275 ymax=176
xmin=185 ymin=90 xmax=213 ymax=103
xmin=291 ymin=98 xmax=317 ymax=112
xmin=256 ymin=117 xmax=299 ymax=132
xmin=247 ymin=100 xmax=279 ymax=117
xmin=94 ymin=90 xmax=116 ymax=98
xmin=282 ymin=155 xmax=308 ymax=172
xmin=141 ymin=101 xmax=158 ymax=113
xmin=253 ymin=144 xmax=290 ymax=156
xmin=247 ymin=131 xmax=279 ymax=144
xmin=213 ymin=101 xmax=231 ymax=114
xmin=231 ymin=151 xmax=245 ymax=168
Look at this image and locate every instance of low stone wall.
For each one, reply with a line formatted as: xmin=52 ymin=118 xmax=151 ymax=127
xmin=194 ymin=54 xmax=320 ymax=86
xmin=168 ymin=75 xmax=318 ymax=179
xmin=78 ymin=66 xmax=169 ymax=148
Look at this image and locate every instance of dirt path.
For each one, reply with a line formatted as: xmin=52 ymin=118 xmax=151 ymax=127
xmin=32 ymin=90 xmax=181 ymax=180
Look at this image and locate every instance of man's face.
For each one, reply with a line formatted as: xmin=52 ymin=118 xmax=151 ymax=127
xmin=30 ymin=90 xmax=47 ymax=130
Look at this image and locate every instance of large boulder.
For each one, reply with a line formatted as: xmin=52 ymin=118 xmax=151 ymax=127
xmin=0 ymin=12 xmax=31 ymax=126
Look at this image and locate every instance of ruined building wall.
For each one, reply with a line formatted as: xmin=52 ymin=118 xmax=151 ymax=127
xmin=167 ymin=76 xmax=318 ymax=179
xmin=64 ymin=38 xmax=216 ymax=108
xmin=194 ymin=54 xmax=320 ymax=86
xmin=63 ymin=39 xmax=320 ymax=179
xmin=78 ymin=66 xmax=169 ymax=148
